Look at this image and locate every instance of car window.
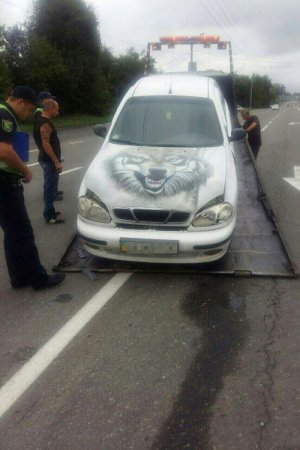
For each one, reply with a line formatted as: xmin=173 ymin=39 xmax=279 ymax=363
xmin=110 ymin=96 xmax=224 ymax=147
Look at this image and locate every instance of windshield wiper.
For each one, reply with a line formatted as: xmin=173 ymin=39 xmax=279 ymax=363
xmin=110 ymin=138 xmax=140 ymax=145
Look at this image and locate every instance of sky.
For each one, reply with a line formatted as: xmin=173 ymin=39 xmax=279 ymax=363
xmin=1 ymin=0 xmax=300 ymax=93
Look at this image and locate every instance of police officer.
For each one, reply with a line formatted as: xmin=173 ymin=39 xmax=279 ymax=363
xmin=0 ymin=86 xmax=65 ymax=289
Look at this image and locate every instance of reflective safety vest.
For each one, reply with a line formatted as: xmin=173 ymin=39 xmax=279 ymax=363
xmin=0 ymin=103 xmax=22 ymax=174
xmin=34 ymin=107 xmax=43 ymax=118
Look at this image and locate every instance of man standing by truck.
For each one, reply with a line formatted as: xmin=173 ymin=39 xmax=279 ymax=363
xmin=33 ymin=91 xmax=56 ymax=122
xmin=241 ymin=109 xmax=262 ymax=159
xmin=34 ymin=91 xmax=64 ymax=202
xmin=33 ymin=98 xmax=65 ymax=224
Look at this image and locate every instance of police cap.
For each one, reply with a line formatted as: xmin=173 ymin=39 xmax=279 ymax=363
xmin=12 ymin=86 xmax=40 ymax=106
xmin=39 ymin=91 xmax=56 ymax=101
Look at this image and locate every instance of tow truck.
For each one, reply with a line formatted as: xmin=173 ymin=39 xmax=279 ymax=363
xmin=56 ymin=35 xmax=297 ymax=278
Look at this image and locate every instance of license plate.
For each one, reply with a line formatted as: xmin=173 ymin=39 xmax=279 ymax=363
xmin=120 ymin=239 xmax=178 ymax=255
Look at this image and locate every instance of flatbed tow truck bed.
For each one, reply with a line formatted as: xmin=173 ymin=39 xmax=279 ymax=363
xmin=55 ymin=140 xmax=297 ymax=278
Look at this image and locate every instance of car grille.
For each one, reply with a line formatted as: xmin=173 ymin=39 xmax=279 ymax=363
xmin=116 ymin=224 xmax=187 ymax=231
xmin=113 ymin=208 xmax=190 ymax=224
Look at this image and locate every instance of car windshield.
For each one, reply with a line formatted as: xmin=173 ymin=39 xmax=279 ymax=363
xmin=109 ymin=96 xmax=223 ymax=147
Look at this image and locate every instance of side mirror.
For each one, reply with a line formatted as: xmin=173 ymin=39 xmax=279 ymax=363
xmin=93 ymin=124 xmax=107 ymax=138
xmin=230 ymin=128 xmax=246 ymax=142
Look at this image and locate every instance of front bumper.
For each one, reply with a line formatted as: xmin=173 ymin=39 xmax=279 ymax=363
xmin=77 ymin=216 xmax=236 ymax=264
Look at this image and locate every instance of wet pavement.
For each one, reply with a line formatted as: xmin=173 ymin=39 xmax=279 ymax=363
xmin=151 ymin=280 xmax=248 ymax=450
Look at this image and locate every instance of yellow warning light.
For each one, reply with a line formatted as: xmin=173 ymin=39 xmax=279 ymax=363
xmin=159 ymin=34 xmax=220 ymax=43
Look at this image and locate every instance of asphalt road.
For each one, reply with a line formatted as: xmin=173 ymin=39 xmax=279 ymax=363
xmin=256 ymin=103 xmax=300 ymax=268
xmin=0 ymin=105 xmax=300 ymax=450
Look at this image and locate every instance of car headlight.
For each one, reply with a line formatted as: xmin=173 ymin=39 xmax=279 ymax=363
xmin=192 ymin=203 xmax=233 ymax=227
xmin=78 ymin=195 xmax=111 ymax=223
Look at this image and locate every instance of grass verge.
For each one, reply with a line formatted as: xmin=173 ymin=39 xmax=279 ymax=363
xmin=20 ymin=114 xmax=111 ymax=132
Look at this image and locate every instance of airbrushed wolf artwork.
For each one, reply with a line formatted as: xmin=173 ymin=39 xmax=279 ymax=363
xmin=106 ymin=150 xmax=214 ymax=197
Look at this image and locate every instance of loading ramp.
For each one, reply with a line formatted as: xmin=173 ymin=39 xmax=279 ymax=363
xmin=55 ymin=141 xmax=297 ymax=278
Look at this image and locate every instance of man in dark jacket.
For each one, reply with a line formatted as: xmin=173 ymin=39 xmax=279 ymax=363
xmin=33 ymin=99 xmax=65 ymax=224
xmin=241 ymin=109 xmax=262 ymax=159
xmin=0 ymin=86 xmax=65 ymax=289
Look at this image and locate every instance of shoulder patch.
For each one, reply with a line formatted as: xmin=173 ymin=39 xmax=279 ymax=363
xmin=2 ymin=119 xmax=13 ymax=133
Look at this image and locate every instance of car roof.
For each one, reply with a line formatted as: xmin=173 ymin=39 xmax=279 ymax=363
xmin=131 ymin=73 xmax=213 ymax=99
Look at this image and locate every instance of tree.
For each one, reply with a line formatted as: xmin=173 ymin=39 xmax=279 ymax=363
xmin=0 ymin=4 xmax=157 ymax=114
xmin=109 ymin=48 xmax=156 ymax=104
xmin=1 ymin=25 xmax=29 ymax=86
xmin=29 ymin=0 xmax=103 ymax=113
xmin=25 ymin=34 xmax=67 ymax=92
xmin=0 ymin=27 xmax=13 ymax=98
xmin=251 ymin=74 xmax=272 ymax=108
xmin=235 ymin=73 xmax=278 ymax=108
xmin=0 ymin=54 xmax=12 ymax=99
xmin=269 ymin=83 xmax=286 ymax=103
xmin=234 ymin=74 xmax=252 ymax=107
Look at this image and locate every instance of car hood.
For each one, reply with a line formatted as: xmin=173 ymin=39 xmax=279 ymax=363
xmin=81 ymin=143 xmax=227 ymax=215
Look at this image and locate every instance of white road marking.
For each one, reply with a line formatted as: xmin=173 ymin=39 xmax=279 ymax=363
xmin=284 ymin=178 xmax=300 ymax=191
xmin=26 ymin=165 xmax=83 ymax=174
xmin=261 ymin=111 xmax=282 ymax=132
xmin=61 ymin=167 xmax=84 ymax=175
xmin=66 ymin=140 xmax=83 ymax=145
xmin=283 ymin=165 xmax=300 ymax=192
xmin=29 ymin=139 xmax=84 ymax=153
xmin=261 ymin=122 xmax=272 ymax=132
xmin=0 ymin=273 xmax=132 ymax=418
xmin=295 ymin=166 xmax=300 ymax=178
xmin=288 ymin=122 xmax=300 ymax=126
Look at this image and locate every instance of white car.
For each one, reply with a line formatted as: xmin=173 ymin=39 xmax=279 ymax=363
xmin=77 ymin=74 xmax=245 ymax=264
xmin=270 ymin=104 xmax=279 ymax=110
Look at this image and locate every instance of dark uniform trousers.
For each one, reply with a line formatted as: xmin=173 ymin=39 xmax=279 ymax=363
xmin=0 ymin=173 xmax=48 ymax=288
